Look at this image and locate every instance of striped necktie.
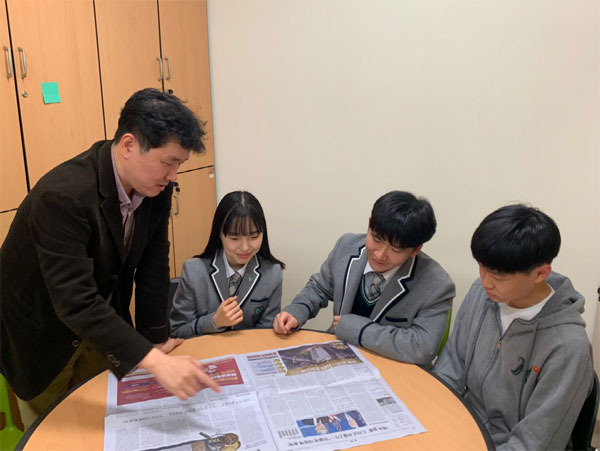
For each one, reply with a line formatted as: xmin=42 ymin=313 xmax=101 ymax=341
xmin=229 ymin=272 xmax=242 ymax=296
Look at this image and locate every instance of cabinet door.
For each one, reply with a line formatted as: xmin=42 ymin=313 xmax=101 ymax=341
xmin=0 ymin=211 xmax=16 ymax=244
xmin=7 ymin=0 xmax=105 ymax=186
xmin=95 ymin=0 xmax=162 ymax=137
xmin=0 ymin=1 xmax=27 ymax=211
xmin=159 ymin=0 xmax=215 ymax=170
xmin=170 ymin=167 xmax=216 ymax=276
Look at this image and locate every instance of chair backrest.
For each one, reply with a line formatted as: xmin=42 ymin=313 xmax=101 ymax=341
xmin=436 ymin=309 xmax=452 ymax=356
xmin=0 ymin=373 xmax=24 ymax=450
xmin=571 ymin=370 xmax=599 ymax=451
xmin=167 ymin=277 xmax=180 ymax=313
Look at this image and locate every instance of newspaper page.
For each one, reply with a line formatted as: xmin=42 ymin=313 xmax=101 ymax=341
xmin=242 ymin=341 xmax=425 ymax=450
xmin=104 ymin=391 xmax=275 ymax=451
xmin=104 ymin=341 xmax=425 ymax=451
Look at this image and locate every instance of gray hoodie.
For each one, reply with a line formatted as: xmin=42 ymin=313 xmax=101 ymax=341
xmin=434 ymin=272 xmax=594 ymax=450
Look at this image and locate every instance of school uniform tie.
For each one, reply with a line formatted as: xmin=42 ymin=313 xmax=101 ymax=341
xmin=228 ymin=272 xmax=242 ymax=296
xmin=364 ymin=271 xmax=386 ymax=302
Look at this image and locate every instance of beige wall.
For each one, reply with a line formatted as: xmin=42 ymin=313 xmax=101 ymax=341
xmin=207 ymin=0 xmax=599 ymax=342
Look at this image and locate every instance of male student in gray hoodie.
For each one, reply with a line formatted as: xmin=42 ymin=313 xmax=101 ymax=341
xmin=434 ymin=204 xmax=594 ymax=450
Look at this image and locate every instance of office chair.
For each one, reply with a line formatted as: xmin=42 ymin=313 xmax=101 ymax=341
xmin=436 ymin=309 xmax=452 ymax=356
xmin=0 ymin=374 xmax=23 ymax=451
xmin=571 ymin=370 xmax=599 ymax=451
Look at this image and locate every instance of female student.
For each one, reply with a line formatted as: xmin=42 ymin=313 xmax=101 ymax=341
xmin=170 ymin=191 xmax=285 ymax=338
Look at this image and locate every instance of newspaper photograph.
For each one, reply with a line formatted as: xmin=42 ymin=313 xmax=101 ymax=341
xmin=106 ymin=355 xmax=251 ymax=415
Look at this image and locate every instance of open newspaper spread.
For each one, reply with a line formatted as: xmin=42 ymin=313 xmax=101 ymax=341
xmin=104 ymin=341 xmax=425 ymax=451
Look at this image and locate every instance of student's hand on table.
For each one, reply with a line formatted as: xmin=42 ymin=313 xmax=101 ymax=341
xmin=213 ymin=296 xmax=243 ymax=328
xmin=332 ymin=315 xmax=341 ymax=332
xmin=273 ymin=312 xmax=299 ymax=335
xmin=138 ymin=348 xmax=221 ymax=401
xmin=154 ymin=337 xmax=185 ymax=354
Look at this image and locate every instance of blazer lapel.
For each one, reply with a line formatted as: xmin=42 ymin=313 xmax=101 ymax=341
xmin=98 ymin=142 xmax=124 ymax=259
xmin=210 ymin=253 xmax=230 ymax=302
xmin=236 ymin=255 xmax=261 ymax=308
xmin=339 ymin=245 xmax=368 ymax=315
xmin=371 ymin=255 xmax=417 ymax=322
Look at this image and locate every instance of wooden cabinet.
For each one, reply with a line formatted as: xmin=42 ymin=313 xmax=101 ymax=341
xmin=169 ymin=167 xmax=217 ymax=277
xmin=159 ymin=0 xmax=215 ymax=172
xmin=4 ymin=0 xmax=105 ymax=187
xmin=0 ymin=0 xmax=27 ymax=212
xmin=1 ymin=1 xmax=216 ymax=281
xmin=0 ymin=211 xmax=16 ymax=244
xmin=95 ymin=0 xmax=214 ymax=171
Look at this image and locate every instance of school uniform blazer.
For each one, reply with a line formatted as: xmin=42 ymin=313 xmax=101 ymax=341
xmin=169 ymin=253 xmax=283 ymax=338
xmin=284 ymin=233 xmax=455 ymax=365
xmin=0 ymin=140 xmax=171 ymax=400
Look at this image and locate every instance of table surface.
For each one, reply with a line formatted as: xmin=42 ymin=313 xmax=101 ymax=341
xmin=21 ymin=329 xmax=491 ymax=450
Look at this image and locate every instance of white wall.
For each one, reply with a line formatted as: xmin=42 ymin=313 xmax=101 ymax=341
xmin=206 ymin=0 xmax=599 ymax=341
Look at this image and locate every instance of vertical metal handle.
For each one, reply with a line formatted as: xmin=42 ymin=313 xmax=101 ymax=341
xmin=157 ymin=57 xmax=163 ymax=81
xmin=164 ymin=57 xmax=171 ymax=81
xmin=3 ymin=46 xmax=13 ymax=79
xmin=173 ymin=182 xmax=180 ymax=216
xmin=17 ymin=47 xmax=27 ymax=79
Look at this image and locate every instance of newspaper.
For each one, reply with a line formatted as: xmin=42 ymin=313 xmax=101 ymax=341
xmin=104 ymin=341 xmax=425 ymax=451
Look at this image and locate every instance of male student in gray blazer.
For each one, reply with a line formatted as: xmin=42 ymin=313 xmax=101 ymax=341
xmin=273 ymin=191 xmax=455 ymax=366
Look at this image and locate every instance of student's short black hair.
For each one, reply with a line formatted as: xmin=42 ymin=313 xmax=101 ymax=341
xmin=471 ymin=204 xmax=561 ymax=273
xmin=113 ymin=88 xmax=205 ymax=153
xmin=199 ymin=191 xmax=285 ymax=269
xmin=368 ymin=191 xmax=436 ymax=249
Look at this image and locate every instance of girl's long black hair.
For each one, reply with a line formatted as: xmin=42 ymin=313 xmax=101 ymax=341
xmin=197 ymin=191 xmax=285 ymax=269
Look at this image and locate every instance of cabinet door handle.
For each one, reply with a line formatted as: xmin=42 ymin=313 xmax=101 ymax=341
xmin=157 ymin=57 xmax=163 ymax=81
xmin=164 ymin=57 xmax=171 ymax=81
xmin=173 ymin=182 xmax=180 ymax=216
xmin=17 ymin=47 xmax=27 ymax=79
xmin=3 ymin=46 xmax=13 ymax=79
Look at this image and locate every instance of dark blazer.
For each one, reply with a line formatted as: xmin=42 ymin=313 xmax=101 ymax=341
xmin=0 ymin=141 xmax=172 ymax=399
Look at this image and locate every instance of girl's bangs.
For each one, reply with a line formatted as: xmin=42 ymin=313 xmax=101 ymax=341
xmin=222 ymin=213 xmax=264 ymax=236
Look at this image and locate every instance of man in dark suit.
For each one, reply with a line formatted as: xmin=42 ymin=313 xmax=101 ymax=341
xmin=0 ymin=88 xmax=219 ymax=429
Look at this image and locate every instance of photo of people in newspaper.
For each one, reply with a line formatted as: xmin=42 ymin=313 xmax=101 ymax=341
xmin=296 ymin=411 xmax=367 ymax=437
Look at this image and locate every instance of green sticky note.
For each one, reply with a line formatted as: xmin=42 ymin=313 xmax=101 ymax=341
xmin=41 ymin=82 xmax=61 ymax=104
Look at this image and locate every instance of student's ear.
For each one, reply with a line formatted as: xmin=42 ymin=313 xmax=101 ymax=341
xmin=533 ymin=264 xmax=552 ymax=283
xmin=410 ymin=245 xmax=423 ymax=257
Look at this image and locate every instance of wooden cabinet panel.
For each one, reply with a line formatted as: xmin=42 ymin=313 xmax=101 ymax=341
xmin=0 ymin=1 xmax=27 ymax=211
xmin=170 ymin=167 xmax=216 ymax=277
xmin=94 ymin=0 xmax=162 ymax=137
xmin=6 ymin=0 xmax=105 ymax=186
xmin=0 ymin=211 xmax=16 ymax=244
xmin=160 ymin=0 xmax=215 ymax=170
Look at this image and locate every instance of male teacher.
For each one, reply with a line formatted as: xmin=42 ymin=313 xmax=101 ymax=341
xmin=1 ymin=88 xmax=219 ymax=429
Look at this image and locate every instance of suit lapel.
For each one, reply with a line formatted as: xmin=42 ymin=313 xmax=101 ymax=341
xmin=371 ymin=255 xmax=417 ymax=322
xmin=98 ymin=142 xmax=124 ymax=259
xmin=339 ymin=245 xmax=368 ymax=315
xmin=236 ymin=255 xmax=261 ymax=308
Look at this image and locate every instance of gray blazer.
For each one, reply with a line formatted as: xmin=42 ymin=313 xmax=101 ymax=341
xmin=284 ymin=233 xmax=455 ymax=365
xmin=170 ymin=253 xmax=282 ymax=338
